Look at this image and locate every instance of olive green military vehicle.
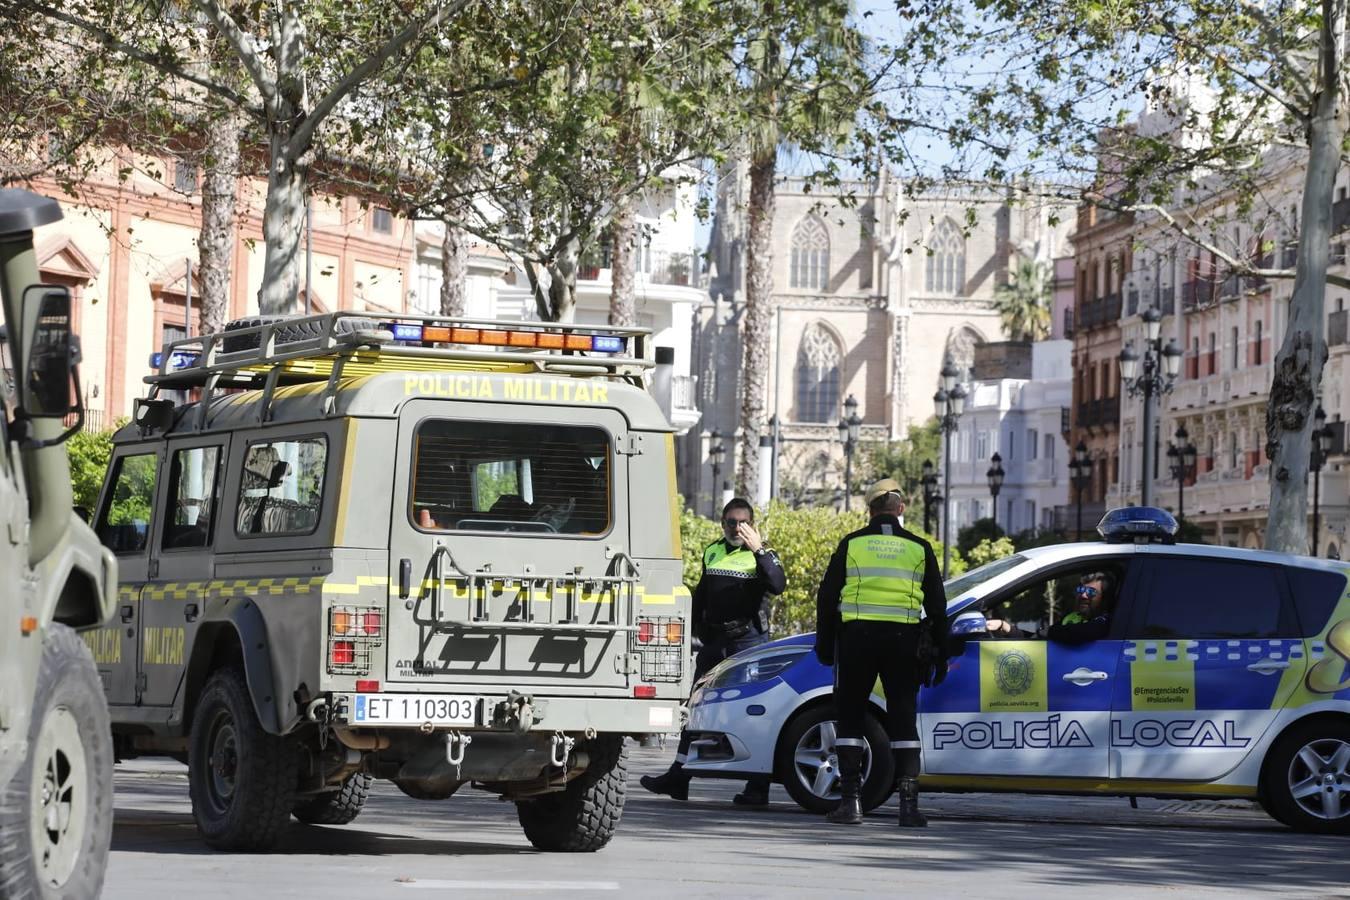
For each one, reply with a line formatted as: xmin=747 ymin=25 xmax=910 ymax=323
xmin=87 ymin=311 xmax=691 ymax=852
xmin=0 ymin=190 xmax=118 ymax=898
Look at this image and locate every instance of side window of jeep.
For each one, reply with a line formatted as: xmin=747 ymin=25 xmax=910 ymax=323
xmin=235 ymin=437 xmax=328 ymax=537
xmin=163 ymin=446 xmax=223 ymax=550
xmin=97 ymin=453 xmax=159 ymax=554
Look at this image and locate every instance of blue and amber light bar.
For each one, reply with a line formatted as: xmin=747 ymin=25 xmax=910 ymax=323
xmin=379 ymin=321 xmax=626 ymax=354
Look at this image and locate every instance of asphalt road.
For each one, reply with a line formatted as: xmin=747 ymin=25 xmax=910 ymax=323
xmin=105 ymin=745 xmax=1350 ymax=900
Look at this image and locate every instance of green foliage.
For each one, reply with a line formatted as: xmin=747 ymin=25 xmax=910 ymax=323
xmin=957 ymin=517 xmax=1004 ymax=557
xmin=679 ymin=500 xmax=965 ymax=636
xmin=860 ymin=418 xmax=942 ymax=506
xmin=65 ymin=425 xmax=116 ymax=512
xmin=992 ymin=259 xmax=1051 ymax=342
xmin=104 ymin=454 xmax=157 ymax=527
xmin=966 ymin=536 xmax=1015 ymax=568
xmin=1010 ymin=527 xmax=1072 ymax=551
xmin=1176 ymin=518 xmax=1207 ymax=544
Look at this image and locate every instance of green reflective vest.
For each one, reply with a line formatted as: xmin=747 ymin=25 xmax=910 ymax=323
xmin=839 ymin=531 xmax=926 ymax=624
xmin=1062 ymin=611 xmax=1086 ymax=625
xmin=703 ymin=541 xmax=759 ymax=579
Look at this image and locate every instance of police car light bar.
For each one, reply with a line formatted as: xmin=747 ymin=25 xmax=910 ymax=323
xmin=1097 ymin=506 xmax=1179 ymax=544
xmin=379 ymin=321 xmax=627 ymax=355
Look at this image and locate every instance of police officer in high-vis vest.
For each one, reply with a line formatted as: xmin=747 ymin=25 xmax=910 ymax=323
xmin=641 ymin=498 xmax=787 ymax=805
xmin=815 ymin=479 xmax=947 ymax=826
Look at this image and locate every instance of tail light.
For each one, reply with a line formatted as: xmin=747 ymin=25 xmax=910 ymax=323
xmin=637 ymin=620 xmax=654 ymax=644
xmin=331 ymin=641 xmax=355 ymax=667
xmin=665 ymin=621 xmax=684 ymax=644
xmin=633 ymin=685 xmax=657 ymax=699
xmin=361 ymin=611 xmax=382 ymax=637
xmin=331 ymin=611 xmax=352 ymax=635
xmin=630 ymin=616 xmax=685 ymax=684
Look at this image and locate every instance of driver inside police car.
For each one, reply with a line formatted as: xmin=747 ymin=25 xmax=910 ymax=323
xmin=985 ymin=571 xmax=1117 ymax=644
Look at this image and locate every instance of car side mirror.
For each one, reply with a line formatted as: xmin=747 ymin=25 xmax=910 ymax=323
xmin=20 ymin=285 xmax=77 ymax=417
xmin=950 ymin=611 xmax=988 ymax=637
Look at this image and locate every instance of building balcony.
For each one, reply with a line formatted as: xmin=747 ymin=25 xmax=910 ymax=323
xmin=577 ymin=250 xmax=707 ymax=289
xmin=1075 ymin=396 xmax=1121 ymax=430
xmin=1170 ymin=364 xmax=1272 ymax=411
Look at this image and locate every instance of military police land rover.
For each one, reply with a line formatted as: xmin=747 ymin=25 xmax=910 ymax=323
xmin=87 ymin=312 xmax=691 ymax=852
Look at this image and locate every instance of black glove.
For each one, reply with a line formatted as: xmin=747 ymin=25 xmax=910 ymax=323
xmin=814 ymin=640 xmax=834 ymax=667
xmin=917 ymin=627 xmax=948 ymax=688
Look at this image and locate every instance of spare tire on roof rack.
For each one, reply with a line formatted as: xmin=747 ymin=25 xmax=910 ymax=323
xmin=220 ymin=315 xmax=381 ymax=354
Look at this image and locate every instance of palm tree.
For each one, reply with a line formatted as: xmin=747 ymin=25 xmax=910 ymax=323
xmin=993 ymin=258 xmax=1052 ymax=342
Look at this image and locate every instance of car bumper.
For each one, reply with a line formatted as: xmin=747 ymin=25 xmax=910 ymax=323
xmin=682 ymin=679 xmax=799 ymax=776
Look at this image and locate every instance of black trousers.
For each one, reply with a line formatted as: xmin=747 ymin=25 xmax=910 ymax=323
xmin=832 ymin=621 xmax=922 ymax=778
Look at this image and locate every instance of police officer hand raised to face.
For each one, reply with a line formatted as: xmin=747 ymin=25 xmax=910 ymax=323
xmin=814 ymin=479 xmax=947 ymax=827
xmin=640 ymin=498 xmax=787 ymax=806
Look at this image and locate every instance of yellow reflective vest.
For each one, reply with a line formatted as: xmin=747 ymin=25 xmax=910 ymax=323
xmin=839 ymin=530 xmax=927 ymax=624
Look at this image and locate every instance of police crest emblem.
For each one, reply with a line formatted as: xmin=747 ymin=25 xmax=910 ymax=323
xmin=995 ymin=649 xmax=1034 ymax=697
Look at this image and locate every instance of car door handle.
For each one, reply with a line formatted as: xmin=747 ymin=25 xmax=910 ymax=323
xmin=119 ymin=604 xmax=135 ymax=623
xmin=1062 ymin=667 xmax=1109 ymax=685
xmin=1247 ymin=659 xmax=1291 ymax=674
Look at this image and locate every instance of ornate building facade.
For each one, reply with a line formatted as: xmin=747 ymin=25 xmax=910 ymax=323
xmin=687 ymin=165 xmax=1072 ymax=508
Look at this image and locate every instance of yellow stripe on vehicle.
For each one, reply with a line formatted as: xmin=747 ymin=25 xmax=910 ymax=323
xmin=334 ymin=419 xmax=358 ymax=546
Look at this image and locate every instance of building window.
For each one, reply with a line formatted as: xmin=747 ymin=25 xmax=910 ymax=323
xmin=1230 ymin=432 xmax=1239 ymax=469
xmin=976 ymin=430 xmax=990 ymax=461
xmin=372 ymin=207 xmax=394 ymax=235
xmin=1254 ymin=320 xmax=1264 ymax=364
xmin=1231 ymin=326 xmax=1240 ymax=369
xmin=173 ymin=157 xmax=198 ymax=195
xmin=789 ymin=216 xmax=830 ymax=290
xmin=1044 ymin=434 xmax=1055 ymax=462
xmin=1027 ymin=429 xmax=1038 ymax=460
xmin=924 ymin=218 xmax=966 ymax=295
xmin=794 ymin=323 xmax=841 ymax=423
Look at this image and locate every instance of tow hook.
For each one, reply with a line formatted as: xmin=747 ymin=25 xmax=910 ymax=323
xmin=445 ymin=730 xmax=472 ymax=779
xmin=550 ymin=731 xmax=575 ymax=768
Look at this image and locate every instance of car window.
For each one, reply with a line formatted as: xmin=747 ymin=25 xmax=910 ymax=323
xmin=410 ymin=420 xmax=610 ymax=535
xmin=97 ymin=453 xmax=158 ymax=554
xmin=163 ymin=446 xmax=222 ymax=550
xmin=1286 ymin=568 xmax=1348 ymax=636
xmin=235 ymin=437 xmax=327 ymax=536
xmin=944 ymin=554 xmax=1026 ymax=601
xmin=1133 ymin=557 xmax=1290 ymax=639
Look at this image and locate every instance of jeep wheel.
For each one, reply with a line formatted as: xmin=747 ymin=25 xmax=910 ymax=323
xmin=774 ymin=703 xmax=894 ymax=815
xmin=292 ymin=773 xmax=371 ymax=826
xmin=188 ymin=667 xmax=297 ymax=850
xmin=1262 ymin=719 xmax=1350 ymax=835
xmin=515 ymin=735 xmax=625 ymax=852
xmin=0 ymin=624 xmax=113 ymax=900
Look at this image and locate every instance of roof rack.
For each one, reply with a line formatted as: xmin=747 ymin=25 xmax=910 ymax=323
xmin=145 ymin=312 xmax=654 ymax=392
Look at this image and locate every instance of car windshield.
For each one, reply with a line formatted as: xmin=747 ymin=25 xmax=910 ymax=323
xmin=943 ymin=554 xmax=1027 ymax=601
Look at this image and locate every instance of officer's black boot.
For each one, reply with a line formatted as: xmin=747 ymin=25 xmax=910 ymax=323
xmin=897 ymin=776 xmax=928 ymax=828
xmin=639 ymin=764 xmax=690 ymax=801
xmin=826 ymin=746 xmax=864 ymax=824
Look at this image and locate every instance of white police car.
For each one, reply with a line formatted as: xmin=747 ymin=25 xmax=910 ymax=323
xmin=682 ymin=508 xmax=1350 ymax=833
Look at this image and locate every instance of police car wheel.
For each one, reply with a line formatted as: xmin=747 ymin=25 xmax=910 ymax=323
xmin=0 ymin=625 xmax=113 ymax=900
xmin=291 ymin=773 xmax=371 ymax=826
xmin=188 ymin=667 xmax=299 ymax=850
xmin=515 ymin=735 xmax=625 ymax=852
xmin=774 ymin=704 xmax=895 ymax=815
xmin=1262 ymin=719 xmax=1350 ymax=835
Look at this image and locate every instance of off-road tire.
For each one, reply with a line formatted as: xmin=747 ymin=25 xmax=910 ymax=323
xmin=1260 ymin=718 xmax=1350 ymax=835
xmin=775 ymin=703 xmax=895 ymax=815
xmin=0 ymin=624 xmax=113 ymax=900
xmin=188 ymin=667 xmax=298 ymax=851
xmin=291 ymin=773 xmax=371 ymax=826
xmin=220 ymin=315 xmax=379 ymax=353
xmin=515 ymin=735 xmax=625 ymax=852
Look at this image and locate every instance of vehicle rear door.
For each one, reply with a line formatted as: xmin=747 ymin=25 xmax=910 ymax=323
xmin=385 ymin=399 xmax=635 ymax=696
xmin=141 ymin=436 xmax=228 ymax=707
xmin=93 ymin=445 xmax=163 ymax=707
xmin=1110 ymin=552 xmax=1306 ymax=781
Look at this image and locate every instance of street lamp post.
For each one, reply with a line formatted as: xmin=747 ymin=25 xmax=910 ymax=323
xmin=1119 ymin=306 xmax=1183 ymax=507
xmin=709 ymin=430 xmax=726 ymax=519
xmin=921 ymin=459 xmax=939 ymax=535
xmin=1312 ymin=405 xmax=1333 ymax=556
xmin=1166 ymin=424 xmax=1198 ymax=522
xmin=1069 ymin=440 xmax=1092 ymax=541
xmin=934 ymin=357 xmax=967 ymax=578
xmin=986 ymin=452 xmax=1005 ymax=532
xmin=836 ymin=394 xmax=862 ymax=512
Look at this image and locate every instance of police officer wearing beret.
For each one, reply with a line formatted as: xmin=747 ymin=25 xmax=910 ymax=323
xmin=815 ymin=479 xmax=947 ymax=827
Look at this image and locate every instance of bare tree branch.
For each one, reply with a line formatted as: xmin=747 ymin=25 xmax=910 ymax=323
xmin=191 ymin=0 xmax=278 ymax=114
xmin=7 ymin=0 xmax=258 ymax=113
xmin=290 ymin=0 xmax=477 ymax=155
xmin=1235 ymin=0 xmax=1317 ymax=106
